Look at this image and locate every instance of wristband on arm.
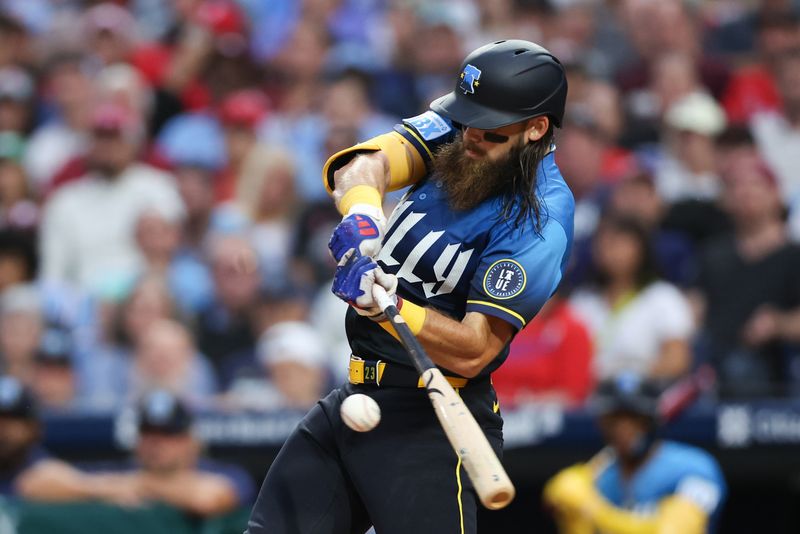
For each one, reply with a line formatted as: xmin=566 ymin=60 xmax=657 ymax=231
xmin=338 ymin=185 xmax=384 ymax=219
xmin=379 ymin=296 xmax=427 ymax=338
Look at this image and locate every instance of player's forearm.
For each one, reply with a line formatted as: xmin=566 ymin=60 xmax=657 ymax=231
xmin=331 ymin=152 xmax=390 ymax=212
xmin=584 ymin=495 xmax=707 ymax=534
xmin=16 ymin=461 xmax=126 ymax=502
xmin=416 ymin=309 xmax=511 ymax=378
xmin=140 ymin=472 xmax=239 ymax=516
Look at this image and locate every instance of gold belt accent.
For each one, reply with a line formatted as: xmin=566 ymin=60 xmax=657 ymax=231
xmin=348 ymin=357 xmax=387 ymax=385
xmin=348 ymin=356 xmax=468 ymax=388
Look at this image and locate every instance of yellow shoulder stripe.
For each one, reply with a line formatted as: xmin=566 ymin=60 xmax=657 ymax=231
xmin=466 ymin=300 xmax=526 ymax=327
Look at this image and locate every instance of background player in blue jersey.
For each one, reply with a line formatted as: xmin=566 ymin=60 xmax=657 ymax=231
xmin=544 ymin=375 xmax=727 ymax=534
xmin=247 ymin=39 xmax=574 ymax=534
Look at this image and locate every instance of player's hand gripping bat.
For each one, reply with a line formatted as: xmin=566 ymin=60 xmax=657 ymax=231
xmin=372 ymin=285 xmax=516 ymax=510
xmin=588 ymin=365 xmax=717 ymax=476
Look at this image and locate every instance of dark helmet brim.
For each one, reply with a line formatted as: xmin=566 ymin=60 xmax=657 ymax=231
xmin=430 ymin=91 xmax=545 ymax=130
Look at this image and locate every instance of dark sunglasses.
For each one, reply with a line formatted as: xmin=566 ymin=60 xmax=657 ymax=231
xmin=460 ymin=124 xmax=510 ymax=144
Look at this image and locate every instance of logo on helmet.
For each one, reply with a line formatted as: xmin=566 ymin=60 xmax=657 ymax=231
xmin=459 ymin=64 xmax=481 ymax=95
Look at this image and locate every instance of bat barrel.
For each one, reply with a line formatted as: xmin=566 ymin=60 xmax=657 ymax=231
xmin=373 ymin=285 xmax=516 ymax=510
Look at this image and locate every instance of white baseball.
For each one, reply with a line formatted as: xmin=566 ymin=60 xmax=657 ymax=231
xmin=340 ymin=393 xmax=381 ymax=432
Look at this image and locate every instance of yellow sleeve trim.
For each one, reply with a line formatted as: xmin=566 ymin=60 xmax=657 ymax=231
xmin=590 ymin=494 xmax=708 ymax=534
xmin=655 ymin=496 xmax=708 ymax=534
xmin=466 ymin=300 xmax=526 ymax=327
xmin=338 ymin=185 xmax=382 ymax=216
xmin=322 ymin=131 xmax=426 ymax=195
xmin=379 ymin=299 xmax=427 ymax=339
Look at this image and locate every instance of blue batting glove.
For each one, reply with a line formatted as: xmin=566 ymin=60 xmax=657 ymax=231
xmin=328 ymin=213 xmax=384 ymax=265
xmin=332 ymin=252 xmax=398 ymax=319
xmin=332 ymin=253 xmax=377 ymax=305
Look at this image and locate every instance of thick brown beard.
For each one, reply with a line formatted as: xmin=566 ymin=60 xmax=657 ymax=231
xmin=433 ymin=136 xmax=524 ymax=212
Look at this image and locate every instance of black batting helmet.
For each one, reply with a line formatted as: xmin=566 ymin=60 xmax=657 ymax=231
xmin=590 ymin=373 xmax=662 ymax=421
xmin=430 ymin=39 xmax=568 ymax=130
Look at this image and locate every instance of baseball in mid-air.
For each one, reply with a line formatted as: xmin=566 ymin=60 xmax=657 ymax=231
xmin=340 ymin=394 xmax=381 ymax=432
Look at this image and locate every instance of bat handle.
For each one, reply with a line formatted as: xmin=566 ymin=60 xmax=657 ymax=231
xmin=372 ymin=284 xmax=395 ymax=312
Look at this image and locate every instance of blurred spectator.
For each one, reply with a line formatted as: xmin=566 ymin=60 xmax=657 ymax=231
xmin=170 ymin=153 xmax=247 ymax=258
xmin=751 ymin=48 xmax=800 ymax=203
xmin=133 ymin=208 xmax=213 ymax=316
xmin=308 ymin=279 xmax=350 ymax=385
xmin=40 ymin=103 xmax=184 ymax=295
xmin=191 ymin=0 xmax=257 ymax=103
xmin=235 ymin=145 xmax=297 ymax=291
xmin=622 ymin=51 xmax=704 ymax=147
xmin=208 ymin=89 xmax=269 ymax=203
xmin=491 ymin=293 xmax=594 ymax=409
xmin=0 ymin=229 xmax=37 ymax=292
xmin=156 ymin=111 xmax=248 ymax=254
xmin=195 ymin=235 xmax=262 ymax=387
xmin=658 ymin=126 xmax=751 ymax=250
xmin=156 ymin=111 xmax=225 ymax=172
xmin=133 ymin=209 xmax=182 ymax=277
xmin=261 ymin=68 xmax=395 ymax=202
xmin=655 ymin=91 xmax=727 ymax=203
xmin=223 ymin=321 xmax=328 ymax=411
xmin=158 ymin=0 xmax=255 ymax=109
xmin=691 ymin=157 xmax=800 ymax=397
xmin=30 ymin=327 xmax=77 ymax=411
xmin=0 ymin=66 xmax=34 ymax=135
xmin=0 ymin=13 xmax=31 ymax=69
xmin=217 ymin=89 xmax=269 ymax=203
xmin=571 ymin=214 xmax=694 ymax=381
xmin=0 ymin=284 xmax=42 ymax=384
xmin=556 ymin=112 xmax=613 ymax=287
xmin=128 ymin=320 xmax=217 ymax=408
xmin=95 ymin=63 xmax=154 ymax=132
xmin=290 ymin=200 xmax=342 ymax=287
xmin=17 ymin=389 xmax=255 ymax=516
xmin=79 ymin=276 xmax=177 ymax=411
xmin=556 ymin=111 xmax=611 ymax=243
xmin=262 ymin=19 xmax=327 ymax=115
xmin=22 ymin=54 xmax=92 ymax=194
xmin=608 ymin=173 xmax=696 ymax=287
xmin=81 ymin=3 xmax=138 ymax=69
xmin=0 ymin=132 xmax=38 ymax=230
xmin=406 ymin=11 xmax=465 ymax=109
xmin=616 ymin=0 xmax=730 ymax=99
xmin=705 ymin=0 xmax=798 ymax=58
xmin=720 ymin=8 xmax=800 ymax=123
xmin=0 ymin=375 xmax=63 ymax=498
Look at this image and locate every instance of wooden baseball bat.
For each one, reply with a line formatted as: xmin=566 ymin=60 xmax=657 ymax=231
xmin=588 ymin=365 xmax=717 ymax=476
xmin=372 ymin=285 xmax=515 ymax=510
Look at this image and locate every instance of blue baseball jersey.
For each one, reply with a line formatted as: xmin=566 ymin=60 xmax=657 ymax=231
xmin=344 ymin=111 xmax=575 ymax=377
xmin=595 ymin=441 xmax=727 ymax=532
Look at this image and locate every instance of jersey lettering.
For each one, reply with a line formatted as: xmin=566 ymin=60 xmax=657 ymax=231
xmin=405 ymin=111 xmax=452 ymax=141
xmin=378 ymin=200 xmax=473 ymax=298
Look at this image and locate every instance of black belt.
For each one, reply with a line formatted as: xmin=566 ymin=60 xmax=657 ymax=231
xmin=348 ymin=355 xmax=470 ymax=388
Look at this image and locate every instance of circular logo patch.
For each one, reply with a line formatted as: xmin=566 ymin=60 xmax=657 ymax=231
xmin=483 ymin=259 xmax=526 ymax=300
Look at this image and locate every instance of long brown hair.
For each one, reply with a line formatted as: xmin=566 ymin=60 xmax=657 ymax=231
xmin=504 ymin=124 xmax=555 ymax=231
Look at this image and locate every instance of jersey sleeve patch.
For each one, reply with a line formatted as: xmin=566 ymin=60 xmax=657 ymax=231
xmin=403 ymin=111 xmax=454 ymax=141
xmin=676 ymin=476 xmax=722 ymax=513
xmin=483 ymin=259 xmax=526 ymax=299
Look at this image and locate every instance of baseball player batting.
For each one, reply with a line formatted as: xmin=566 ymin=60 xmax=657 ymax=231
xmin=246 ymin=39 xmax=574 ymax=534
xmin=544 ymin=373 xmax=727 ymax=533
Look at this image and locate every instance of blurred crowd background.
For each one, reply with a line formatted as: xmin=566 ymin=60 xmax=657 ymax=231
xmin=0 ymin=0 xmax=799 ymax=525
